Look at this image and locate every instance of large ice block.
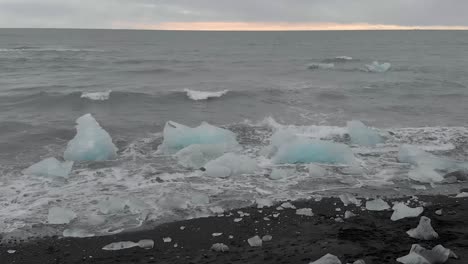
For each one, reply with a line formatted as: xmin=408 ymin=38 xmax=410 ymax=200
xmin=175 ymin=144 xmax=229 ymax=168
xmin=347 ymin=120 xmax=384 ymax=146
xmin=23 ymin=157 xmax=73 ymax=178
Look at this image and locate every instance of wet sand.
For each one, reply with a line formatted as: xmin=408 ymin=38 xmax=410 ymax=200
xmin=1 ymin=195 xmax=467 ymax=264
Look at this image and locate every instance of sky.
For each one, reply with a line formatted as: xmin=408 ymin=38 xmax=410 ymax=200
xmin=1 ymin=0 xmax=468 ymax=30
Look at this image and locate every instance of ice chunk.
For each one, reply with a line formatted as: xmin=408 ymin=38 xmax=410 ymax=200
xmin=256 ymin=198 xmax=273 ymax=208
xmin=310 ymin=253 xmax=342 ymax=264
xmin=204 ymin=153 xmax=257 ymax=178
xmin=63 ymin=228 xmax=94 ymax=238
xmin=408 ymin=167 xmax=443 ymax=184
xmin=365 ymin=198 xmax=390 ymax=211
xmin=212 ymin=232 xmax=223 ymax=237
xmin=296 ymin=208 xmax=314 ymax=216
xmin=391 ymin=203 xmax=424 ymax=221
xmin=339 ymin=194 xmax=361 ymax=206
xmin=7 ymin=250 xmax=16 ymax=254
xmin=158 ymin=121 xmax=238 ymax=154
xmin=47 ymin=207 xmax=77 ymax=225
xmin=269 ymin=168 xmax=290 ymax=180
xmin=247 ymin=235 xmax=263 ymax=247
xmin=102 ymin=239 xmax=153 ymax=251
xmin=163 ymin=237 xmax=172 ymax=243
xmin=407 ymin=216 xmax=438 ymax=240
xmin=185 ymin=89 xmax=229 ymax=101
xmin=137 ymin=240 xmax=154 ymax=249
xmin=262 ymin=235 xmax=272 ymax=241
xmin=211 ymin=243 xmax=229 ymax=252
xmin=81 ymin=90 xmax=111 ymax=101
xmin=397 ymin=244 xmax=457 ymax=264
xmin=455 ymin=192 xmax=468 ymax=198
xmin=344 ymin=210 xmax=356 ymax=219
xmin=23 ymin=157 xmax=73 ymax=178
xmin=398 ymin=145 xmax=465 ymax=171
xmin=347 ymin=120 xmax=383 ymax=147
xmin=175 ymin=144 xmax=228 ymax=168
xmin=64 ymin=114 xmax=117 ymax=161
xmin=309 ymin=164 xmax=327 ymax=177
xmin=307 ymin=63 xmax=335 ymax=70
xmin=273 ymin=138 xmax=355 ymax=165
xmin=435 ymin=209 xmax=442 ymax=215
xmin=364 ymin=61 xmax=391 ymax=73
xmin=280 ymin=202 xmax=296 ymax=209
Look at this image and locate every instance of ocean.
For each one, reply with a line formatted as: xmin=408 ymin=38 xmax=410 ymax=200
xmin=0 ymin=29 xmax=467 ymax=239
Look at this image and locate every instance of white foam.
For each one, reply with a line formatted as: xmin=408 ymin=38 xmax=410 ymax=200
xmin=184 ymin=89 xmax=228 ymax=100
xmin=81 ymin=90 xmax=112 ymax=101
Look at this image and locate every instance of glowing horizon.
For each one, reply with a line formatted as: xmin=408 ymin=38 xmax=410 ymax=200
xmin=113 ymin=22 xmax=468 ymax=31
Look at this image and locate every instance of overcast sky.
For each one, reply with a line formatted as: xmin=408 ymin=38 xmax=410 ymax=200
xmin=1 ymin=0 xmax=468 ymax=30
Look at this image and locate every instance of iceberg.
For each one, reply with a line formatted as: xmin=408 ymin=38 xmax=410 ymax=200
xmin=407 ymin=216 xmax=439 ymax=240
xmin=364 ymin=61 xmax=391 ymax=73
xmin=158 ymin=121 xmax=239 ymax=154
xmin=184 ymin=89 xmax=229 ymax=101
xmin=23 ymin=157 xmax=73 ymax=178
xmin=391 ymin=203 xmax=424 ymax=221
xmin=64 ymin=114 xmax=117 ymax=161
xmin=47 ymin=207 xmax=77 ymax=225
xmin=175 ymin=144 xmax=228 ymax=168
xmin=347 ymin=120 xmax=383 ymax=147
xmin=310 ymin=254 xmax=342 ymax=264
xmin=204 ymin=153 xmax=257 ymax=178
xmin=81 ymin=90 xmax=111 ymax=101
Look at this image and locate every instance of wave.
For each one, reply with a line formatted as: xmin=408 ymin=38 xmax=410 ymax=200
xmin=321 ymin=56 xmax=354 ymax=63
xmin=0 ymin=46 xmax=102 ymax=52
xmin=81 ymin=90 xmax=112 ymax=101
xmin=184 ymin=89 xmax=229 ymax=101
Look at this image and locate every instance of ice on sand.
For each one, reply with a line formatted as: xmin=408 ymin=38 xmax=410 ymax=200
xmin=296 ymin=208 xmax=314 ymax=216
xmin=309 ymin=253 xmax=342 ymax=264
xmin=64 ymin=114 xmax=117 ymax=161
xmin=364 ymin=61 xmax=391 ymax=73
xmin=256 ymin=198 xmax=273 ymax=208
xmin=158 ymin=121 xmax=238 ymax=154
xmin=391 ymin=202 xmax=424 ymax=221
xmin=309 ymin=164 xmax=327 ymax=177
xmin=407 ymin=217 xmax=439 ymax=240
xmin=247 ymin=235 xmax=263 ymax=247
xmin=102 ymin=240 xmax=154 ymax=251
xmin=397 ymin=244 xmax=457 ymax=264
xmin=211 ymin=243 xmax=229 ymax=252
xmin=262 ymin=235 xmax=272 ymax=241
xmin=23 ymin=157 xmax=73 ymax=178
xmin=63 ymin=228 xmax=95 ymax=238
xmin=204 ymin=153 xmax=256 ymax=178
xmin=365 ymin=198 xmax=390 ymax=211
xmin=47 ymin=207 xmax=77 ymax=225
xmin=175 ymin=144 xmax=229 ymax=168
xmin=339 ymin=194 xmax=361 ymax=206
xmin=347 ymin=120 xmax=383 ymax=147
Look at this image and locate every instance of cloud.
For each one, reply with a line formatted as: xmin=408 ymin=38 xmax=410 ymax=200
xmin=0 ymin=0 xmax=467 ymax=29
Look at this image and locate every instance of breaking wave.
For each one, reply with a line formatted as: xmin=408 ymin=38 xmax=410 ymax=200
xmin=81 ymin=90 xmax=112 ymax=101
xmin=184 ymin=89 xmax=229 ymax=101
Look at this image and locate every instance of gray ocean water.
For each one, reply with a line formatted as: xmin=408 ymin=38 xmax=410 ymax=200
xmin=1 ymin=29 xmax=468 ymax=238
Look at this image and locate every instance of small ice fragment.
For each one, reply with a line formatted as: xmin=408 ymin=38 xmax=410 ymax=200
xmin=335 ymin=217 xmax=344 ymax=223
xmin=335 ymin=208 xmax=342 ymax=212
xmin=64 ymin=114 xmax=117 ymax=161
xmin=310 ymin=253 xmax=342 ymax=264
xmin=23 ymin=158 xmax=73 ymax=178
xmin=339 ymin=194 xmax=361 ymax=206
xmin=344 ymin=211 xmax=356 ymax=219
xmin=352 ymin=260 xmax=366 ymax=264
xmin=7 ymin=250 xmax=16 ymax=254
xmin=205 ymin=153 xmax=257 ymax=178
xmin=269 ymin=168 xmax=289 ymax=180
xmin=211 ymin=243 xmax=229 ymax=252
xmin=247 ymin=235 xmax=263 ymax=247
xmin=308 ymin=164 xmax=327 ymax=177
xmin=263 ymin=217 xmax=270 ymax=221
xmin=228 ymin=235 xmax=234 ymax=239
xmin=280 ymin=202 xmax=296 ymax=209
xmin=163 ymin=237 xmax=172 ymax=243
xmin=347 ymin=120 xmax=383 ymax=147
xmin=180 ymin=226 xmax=185 ymax=230
xmin=63 ymin=229 xmax=94 ymax=238
xmin=276 ymin=206 xmax=283 ymax=211
xmin=273 ymin=213 xmax=280 ymax=218
xmin=296 ymin=208 xmax=314 ymax=216
xmin=209 ymin=206 xmax=224 ymax=214
xmin=137 ymin=240 xmax=154 ymax=249
xmin=81 ymin=90 xmax=112 ymax=101
xmin=262 ymin=235 xmax=272 ymax=242
xmin=47 ymin=207 xmax=77 ymax=225
xmin=234 ymin=218 xmax=243 ymax=222
xmin=435 ymin=209 xmax=442 ymax=216
xmin=391 ymin=203 xmax=424 ymax=221
xmin=455 ymin=192 xmax=468 ymax=198
xmin=173 ymin=243 xmax=178 ymax=248
xmin=364 ymin=61 xmax=391 ymax=73
xmin=256 ymin=198 xmax=273 ymax=208
xmin=212 ymin=233 xmax=223 ymax=237
xmin=407 ymin=217 xmax=438 ymax=240
xmin=97 ymin=197 xmax=126 ymax=214
xmin=365 ymin=198 xmax=390 ymax=211
xmin=102 ymin=241 xmax=139 ymax=251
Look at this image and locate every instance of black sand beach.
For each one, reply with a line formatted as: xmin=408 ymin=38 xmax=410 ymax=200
xmin=1 ymin=195 xmax=467 ymax=264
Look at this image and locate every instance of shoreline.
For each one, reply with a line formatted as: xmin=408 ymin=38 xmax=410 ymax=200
xmin=1 ymin=195 xmax=467 ymax=264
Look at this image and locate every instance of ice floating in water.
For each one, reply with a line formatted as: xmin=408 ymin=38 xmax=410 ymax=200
xmin=175 ymin=144 xmax=229 ymax=168
xmin=159 ymin=121 xmax=238 ymax=154
xmin=391 ymin=202 xmax=424 ymax=221
xmin=81 ymin=90 xmax=111 ymax=101
xmin=309 ymin=164 xmax=327 ymax=177
xmin=47 ymin=207 xmax=77 ymax=225
xmin=191 ymin=193 xmax=210 ymax=205
xmin=63 ymin=228 xmax=95 ymax=238
xmin=23 ymin=157 xmax=73 ymax=178
xmin=64 ymin=114 xmax=117 ymax=161
xmin=347 ymin=120 xmax=383 ymax=147
xmin=339 ymin=194 xmax=361 ymax=206
xmin=365 ymin=198 xmax=390 ymax=211
xmin=397 ymin=244 xmax=458 ymax=264
xmin=307 ymin=63 xmax=335 ymax=70
xmin=407 ymin=216 xmax=439 ymax=240
xmin=310 ymin=253 xmax=342 ymax=264
xmin=269 ymin=168 xmax=290 ymax=180
xmin=204 ymin=153 xmax=256 ymax=178
xmin=296 ymin=208 xmax=314 ymax=216
xmin=408 ymin=167 xmax=443 ymax=184
xmin=364 ymin=61 xmax=391 ymax=73
xmin=184 ymin=89 xmax=229 ymax=101
xmin=211 ymin=243 xmax=229 ymax=252
xmin=247 ymin=235 xmax=263 ymax=247
xmin=102 ymin=239 xmax=154 ymax=251
xmin=98 ymin=197 xmax=126 ymax=214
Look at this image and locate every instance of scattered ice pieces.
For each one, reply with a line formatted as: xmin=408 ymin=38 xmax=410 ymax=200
xmin=262 ymin=235 xmax=272 ymax=241
xmin=364 ymin=61 xmax=391 ymax=73
xmin=397 ymin=244 xmax=457 ymax=264
xmin=7 ymin=250 xmax=16 ymax=254
xmin=63 ymin=228 xmax=94 ymax=238
xmin=47 ymin=207 xmax=77 ymax=225
xmin=435 ymin=209 xmax=442 ymax=216
xmin=296 ymin=208 xmax=314 ymax=216
xmin=365 ymin=198 xmax=390 ymax=211
xmin=455 ymin=192 xmax=468 ymax=198
xmin=237 ymin=211 xmax=250 ymax=217
xmin=205 ymin=153 xmax=257 ymax=178
xmin=211 ymin=243 xmax=229 ymax=252
xmin=308 ymin=163 xmax=327 ymax=177
xmin=310 ymin=253 xmax=342 ymax=264
xmin=391 ymin=202 xmax=424 ymax=221
xmin=247 ymin=235 xmax=263 ymax=247
xmin=407 ymin=217 xmax=438 ymax=240
xmin=339 ymin=194 xmax=361 ymax=207
xmin=344 ymin=211 xmax=356 ymax=219
xmin=212 ymin=233 xmax=223 ymax=237
xmin=102 ymin=240 xmax=154 ymax=251
xmin=64 ymin=114 xmax=117 ymax=161
xmin=23 ymin=157 xmax=73 ymax=178
xmin=163 ymin=237 xmax=172 ymax=243
xmin=347 ymin=120 xmax=383 ymax=147
xmin=280 ymin=202 xmax=296 ymax=209
xmin=256 ymin=198 xmax=274 ymax=208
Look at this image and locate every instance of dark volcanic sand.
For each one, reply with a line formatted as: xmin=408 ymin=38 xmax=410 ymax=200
xmin=1 ymin=196 xmax=467 ymax=264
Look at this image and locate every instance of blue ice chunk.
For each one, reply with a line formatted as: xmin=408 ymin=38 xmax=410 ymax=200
xmin=347 ymin=120 xmax=384 ymax=147
xmin=64 ymin=114 xmax=117 ymax=161
xmin=273 ymin=138 xmax=355 ymax=164
xmin=159 ymin=121 xmax=239 ymax=154
xmin=23 ymin=157 xmax=73 ymax=178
